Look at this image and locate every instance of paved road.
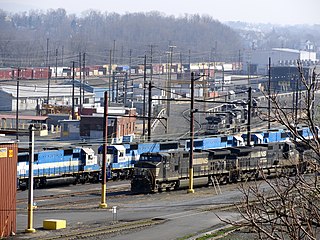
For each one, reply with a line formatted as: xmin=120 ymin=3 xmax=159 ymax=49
xmin=15 ymin=183 xmax=245 ymax=240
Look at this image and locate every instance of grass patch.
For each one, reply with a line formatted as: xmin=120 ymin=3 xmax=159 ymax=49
xmin=196 ymin=226 xmax=239 ymax=240
xmin=176 ymin=233 xmax=197 ymax=240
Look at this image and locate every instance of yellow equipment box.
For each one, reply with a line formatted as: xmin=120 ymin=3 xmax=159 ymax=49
xmin=43 ymin=219 xmax=67 ymax=230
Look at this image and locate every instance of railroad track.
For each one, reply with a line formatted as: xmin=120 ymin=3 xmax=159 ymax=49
xmin=180 ymin=108 xmax=203 ymax=139
xmin=30 ymin=218 xmax=166 ymax=240
xmin=17 ymin=184 xmax=130 ymax=208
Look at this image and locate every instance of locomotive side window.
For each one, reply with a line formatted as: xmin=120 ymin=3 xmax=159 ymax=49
xmin=221 ymin=137 xmax=227 ymax=142
xmin=18 ymin=154 xmax=29 ymax=162
xmin=64 ymin=149 xmax=73 ymax=156
xmin=130 ymin=144 xmax=138 ymax=150
xmin=107 ymin=148 xmax=114 ymax=154
xmin=187 ymin=140 xmax=203 ymax=148
xmin=160 ymin=142 xmax=179 ymax=151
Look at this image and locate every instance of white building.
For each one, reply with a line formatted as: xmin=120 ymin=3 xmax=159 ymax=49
xmin=244 ymin=48 xmax=318 ymax=75
xmin=0 ymin=84 xmax=95 ymax=111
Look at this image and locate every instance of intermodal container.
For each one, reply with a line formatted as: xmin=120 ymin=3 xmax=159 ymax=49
xmin=0 ymin=140 xmax=18 ymax=238
xmin=0 ymin=69 xmax=13 ymax=79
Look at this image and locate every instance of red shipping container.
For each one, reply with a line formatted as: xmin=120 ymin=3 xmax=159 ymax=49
xmin=0 ymin=69 xmax=13 ymax=79
xmin=33 ymin=67 xmax=51 ymax=79
xmin=0 ymin=140 xmax=17 ymax=238
xmin=20 ymin=68 xmax=33 ymax=79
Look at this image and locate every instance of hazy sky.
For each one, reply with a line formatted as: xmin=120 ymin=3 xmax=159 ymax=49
xmin=1 ymin=0 xmax=319 ymax=25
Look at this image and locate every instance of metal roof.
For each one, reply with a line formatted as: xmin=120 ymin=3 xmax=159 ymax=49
xmin=0 ymin=114 xmax=48 ymax=121
xmin=0 ymin=84 xmax=94 ymax=98
xmin=0 ymin=136 xmax=16 ymax=144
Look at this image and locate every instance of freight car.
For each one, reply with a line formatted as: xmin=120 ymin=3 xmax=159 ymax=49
xmin=17 ymin=147 xmax=100 ymax=190
xmin=131 ymin=142 xmax=303 ymax=193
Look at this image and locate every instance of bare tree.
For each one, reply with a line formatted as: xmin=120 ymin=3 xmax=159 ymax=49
xmin=226 ymin=62 xmax=320 ymax=240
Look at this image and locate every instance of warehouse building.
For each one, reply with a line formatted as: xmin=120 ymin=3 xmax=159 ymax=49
xmin=0 ymin=84 xmax=95 ymax=111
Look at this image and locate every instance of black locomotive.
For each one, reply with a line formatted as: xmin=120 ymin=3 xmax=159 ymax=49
xmin=131 ymin=142 xmax=305 ymax=193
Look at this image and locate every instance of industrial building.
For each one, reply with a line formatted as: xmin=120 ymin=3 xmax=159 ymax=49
xmin=244 ymin=48 xmax=318 ymax=75
xmin=0 ymin=84 xmax=95 ymax=111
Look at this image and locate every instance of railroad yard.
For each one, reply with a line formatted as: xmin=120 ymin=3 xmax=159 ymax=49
xmin=13 ymin=179 xmax=261 ymax=240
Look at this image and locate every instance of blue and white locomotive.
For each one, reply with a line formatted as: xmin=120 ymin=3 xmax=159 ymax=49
xmin=17 ymin=147 xmax=100 ymax=190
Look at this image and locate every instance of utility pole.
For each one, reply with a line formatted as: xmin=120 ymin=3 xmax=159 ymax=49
xmin=147 ymin=81 xmax=152 ymax=141
xmin=188 ymin=72 xmax=195 ymax=194
xmin=143 ymin=55 xmax=147 ymax=137
xmin=213 ymin=46 xmax=216 ymax=92
xmin=222 ymin=64 xmax=225 ymax=92
xmin=79 ymin=52 xmax=82 ymax=114
xmin=180 ymin=52 xmax=183 ymax=74
xmin=238 ymin=50 xmax=241 ymax=74
xmin=124 ymin=72 xmax=128 ymax=106
xmin=61 ymin=45 xmax=64 ymax=66
xmin=150 ymin=45 xmax=153 ymax=82
xmin=55 ymin=49 xmax=58 ymax=79
xmin=71 ymin=61 xmax=76 ymax=119
xmin=99 ymin=91 xmax=108 ymax=209
xmin=47 ymin=65 xmax=50 ymax=105
xmin=167 ymin=45 xmax=176 ymax=118
xmin=311 ymin=70 xmax=316 ymax=121
xmin=113 ymin=40 xmax=116 ymax=64
xmin=246 ymin=87 xmax=252 ymax=146
xmin=111 ymin=72 xmax=115 ymax=102
xmin=129 ymin=49 xmax=133 ymax=104
xmin=46 ymin=38 xmax=49 ymax=67
xmin=294 ymin=74 xmax=299 ymax=126
xmin=82 ymin=52 xmax=86 ymax=105
xmin=116 ymin=74 xmax=119 ymax=103
xmin=16 ymin=68 xmax=20 ymax=140
xmin=120 ymin=45 xmax=123 ymax=65
xmin=268 ymin=57 xmax=271 ymax=130
xmin=25 ymin=124 xmax=36 ymax=233
xmin=109 ymin=49 xmax=112 ymax=106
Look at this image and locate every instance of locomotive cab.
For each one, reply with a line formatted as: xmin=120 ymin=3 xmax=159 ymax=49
xmin=104 ymin=145 xmax=133 ymax=179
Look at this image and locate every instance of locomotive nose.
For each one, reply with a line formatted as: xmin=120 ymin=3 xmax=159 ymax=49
xmin=131 ymin=176 xmax=152 ymax=193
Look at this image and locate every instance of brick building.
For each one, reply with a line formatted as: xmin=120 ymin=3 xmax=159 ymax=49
xmin=80 ymin=107 xmax=136 ymax=140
